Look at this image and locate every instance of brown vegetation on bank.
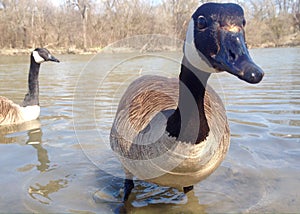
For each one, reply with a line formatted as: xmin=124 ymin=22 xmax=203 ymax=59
xmin=0 ymin=0 xmax=300 ymax=55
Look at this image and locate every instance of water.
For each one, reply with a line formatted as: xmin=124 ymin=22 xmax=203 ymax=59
xmin=0 ymin=47 xmax=299 ymax=213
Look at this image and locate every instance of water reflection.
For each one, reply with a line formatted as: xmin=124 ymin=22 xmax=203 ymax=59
xmin=0 ymin=121 xmax=67 ymax=208
xmin=118 ymin=190 xmax=207 ymax=214
xmin=0 ymin=120 xmax=41 ymax=144
xmin=93 ymin=171 xmax=207 ymax=213
xmin=0 ymin=120 xmax=50 ymax=172
xmin=26 ymin=129 xmax=50 ymax=172
xmin=28 ymin=178 xmax=68 ymax=205
xmin=93 ymin=165 xmax=265 ymax=213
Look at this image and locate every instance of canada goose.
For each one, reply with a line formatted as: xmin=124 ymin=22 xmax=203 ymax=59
xmin=0 ymin=48 xmax=59 ymax=125
xmin=110 ymin=3 xmax=264 ymax=201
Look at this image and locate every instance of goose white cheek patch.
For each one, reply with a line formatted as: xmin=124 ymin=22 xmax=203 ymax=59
xmin=32 ymin=51 xmax=45 ymax=63
xmin=184 ymin=19 xmax=216 ymax=73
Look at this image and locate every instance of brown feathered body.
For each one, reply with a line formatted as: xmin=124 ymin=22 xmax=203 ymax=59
xmin=110 ymin=75 xmax=230 ymax=189
xmin=0 ymin=96 xmax=40 ymax=126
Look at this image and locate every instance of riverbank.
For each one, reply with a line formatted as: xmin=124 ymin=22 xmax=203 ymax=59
xmin=252 ymin=32 xmax=300 ymax=48
xmin=1 ymin=38 xmax=300 ymax=56
xmin=0 ymin=47 xmax=103 ymax=56
xmin=0 ymin=46 xmax=181 ymax=56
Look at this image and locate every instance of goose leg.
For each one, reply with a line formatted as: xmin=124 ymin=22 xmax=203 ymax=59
xmin=123 ymin=179 xmax=134 ymax=201
xmin=183 ymin=185 xmax=193 ymax=193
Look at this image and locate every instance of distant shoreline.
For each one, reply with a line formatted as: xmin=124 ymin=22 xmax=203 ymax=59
xmin=0 ymin=47 xmax=102 ymax=56
xmin=1 ymin=43 xmax=299 ymax=56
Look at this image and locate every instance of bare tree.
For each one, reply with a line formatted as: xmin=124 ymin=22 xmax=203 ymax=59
xmin=66 ymin=0 xmax=91 ymax=50
xmin=0 ymin=0 xmax=300 ymax=51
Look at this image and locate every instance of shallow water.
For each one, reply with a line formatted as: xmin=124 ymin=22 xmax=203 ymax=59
xmin=0 ymin=47 xmax=299 ymax=213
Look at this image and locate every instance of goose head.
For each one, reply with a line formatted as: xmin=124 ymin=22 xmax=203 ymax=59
xmin=32 ymin=48 xmax=60 ymax=64
xmin=184 ymin=3 xmax=264 ymax=84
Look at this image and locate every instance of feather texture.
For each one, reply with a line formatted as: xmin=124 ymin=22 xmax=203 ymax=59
xmin=110 ymin=75 xmax=230 ymax=188
xmin=0 ymin=96 xmax=40 ymax=125
xmin=0 ymin=96 xmax=23 ymax=125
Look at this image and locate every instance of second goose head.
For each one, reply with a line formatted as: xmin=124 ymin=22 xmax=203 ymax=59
xmin=184 ymin=3 xmax=264 ymax=84
xmin=32 ymin=48 xmax=60 ymax=64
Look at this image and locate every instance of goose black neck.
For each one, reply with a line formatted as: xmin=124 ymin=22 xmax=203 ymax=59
xmin=166 ymin=56 xmax=210 ymax=143
xmin=22 ymin=57 xmax=40 ymax=107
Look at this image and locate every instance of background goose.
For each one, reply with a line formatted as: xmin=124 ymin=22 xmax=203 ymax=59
xmin=110 ymin=3 xmax=264 ymax=201
xmin=0 ymin=48 xmax=59 ymax=125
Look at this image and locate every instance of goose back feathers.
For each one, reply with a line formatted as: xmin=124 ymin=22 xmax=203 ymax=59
xmin=0 ymin=96 xmax=40 ymax=125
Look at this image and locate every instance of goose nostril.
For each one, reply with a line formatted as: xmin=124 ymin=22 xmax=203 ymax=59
xmin=229 ymin=49 xmax=236 ymax=61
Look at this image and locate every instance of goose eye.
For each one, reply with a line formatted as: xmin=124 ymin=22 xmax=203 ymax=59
xmin=197 ymin=16 xmax=207 ymax=30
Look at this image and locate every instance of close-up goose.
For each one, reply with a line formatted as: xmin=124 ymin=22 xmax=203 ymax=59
xmin=0 ymin=48 xmax=59 ymax=125
xmin=110 ymin=3 xmax=264 ymax=201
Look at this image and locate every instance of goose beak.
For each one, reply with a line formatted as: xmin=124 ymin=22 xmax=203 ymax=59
xmin=48 ymin=54 xmax=60 ymax=63
xmin=213 ymin=28 xmax=264 ymax=84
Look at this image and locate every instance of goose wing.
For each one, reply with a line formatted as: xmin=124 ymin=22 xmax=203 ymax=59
xmin=111 ymin=75 xmax=179 ymax=142
xmin=0 ymin=96 xmax=22 ymax=125
xmin=204 ymin=86 xmax=230 ymax=144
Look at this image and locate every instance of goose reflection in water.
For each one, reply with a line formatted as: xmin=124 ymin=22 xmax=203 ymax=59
xmin=25 ymin=127 xmax=68 ymax=204
xmin=0 ymin=121 xmax=68 ymax=205
xmin=26 ymin=128 xmax=49 ymax=172
xmin=0 ymin=120 xmax=41 ymax=144
xmin=28 ymin=178 xmax=68 ymax=205
xmin=0 ymin=120 xmax=50 ymax=172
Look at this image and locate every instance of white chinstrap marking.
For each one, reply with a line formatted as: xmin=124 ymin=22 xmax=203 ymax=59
xmin=184 ymin=19 xmax=216 ymax=73
xmin=32 ymin=51 xmax=45 ymax=63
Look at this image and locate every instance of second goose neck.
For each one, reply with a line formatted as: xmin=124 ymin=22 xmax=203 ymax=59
xmin=22 ymin=57 xmax=40 ymax=107
xmin=166 ymin=57 xmax=210 ymax=144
